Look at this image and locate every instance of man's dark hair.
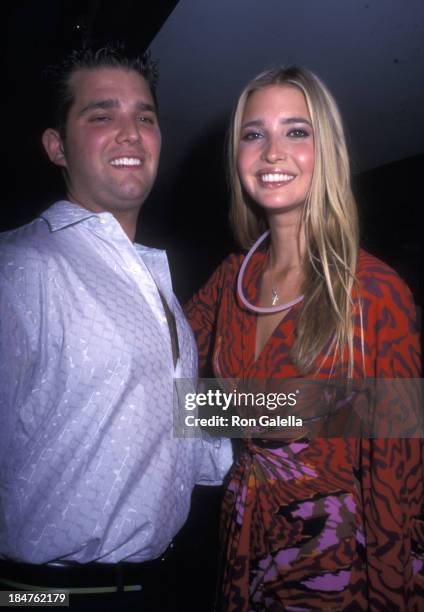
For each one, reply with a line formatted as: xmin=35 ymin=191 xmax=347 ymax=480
xmin=45 ymin=42 xmax=159 ymax=137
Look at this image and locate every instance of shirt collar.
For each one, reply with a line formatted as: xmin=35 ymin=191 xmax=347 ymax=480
xmin=41 ymin=200 xmax=112 ymax=232
xmin=42 ymin=201 xmax=174 ymax=304
xmin=135 ymin=244 xmax=173 ymax=304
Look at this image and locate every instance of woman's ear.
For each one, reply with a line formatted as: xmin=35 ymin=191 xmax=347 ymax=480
xmin=42 ymin=128 xmax=67 ymax=168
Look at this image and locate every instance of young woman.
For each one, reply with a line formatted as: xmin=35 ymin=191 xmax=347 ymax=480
xmin=185 ymin=67 xmax=423 ymax=611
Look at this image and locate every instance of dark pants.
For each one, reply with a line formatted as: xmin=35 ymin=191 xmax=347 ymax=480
xmin=0 ymin=487 xmax=223 ymax=611
xmin=0 ymin=548 xmax=178 ymax=611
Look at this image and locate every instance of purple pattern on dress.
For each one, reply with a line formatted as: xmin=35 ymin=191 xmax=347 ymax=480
xmin=275 ymin=547 xmax=300 ymax=567
xmin=302 ymin=569 xmax=351 ymax=592
xmin=292 ymin=501 xmax=314 ymax=519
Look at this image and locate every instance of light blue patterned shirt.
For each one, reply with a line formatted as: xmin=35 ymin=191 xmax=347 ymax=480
xmin=0 ymin=201 xmax=231 ymax=564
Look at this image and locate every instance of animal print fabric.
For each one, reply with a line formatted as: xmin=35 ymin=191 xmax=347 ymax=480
xmin=185 ymin=249 xmax=423 ymax=611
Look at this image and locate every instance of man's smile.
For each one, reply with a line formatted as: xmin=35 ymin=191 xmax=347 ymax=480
xmin=109 ymin=156 xmax=143 ymax=167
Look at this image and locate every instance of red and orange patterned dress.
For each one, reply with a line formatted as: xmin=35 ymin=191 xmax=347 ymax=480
xmin=185 ymin=249 xmax=423 ymax=611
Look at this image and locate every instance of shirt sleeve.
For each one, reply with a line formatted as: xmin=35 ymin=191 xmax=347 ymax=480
xmin=195 ymin=433 xmax=233 ymax=486
xmin=0 ymin=276 xmax=38 ymax=465
xmin=361 ymin=270 xmax=424 ymax=607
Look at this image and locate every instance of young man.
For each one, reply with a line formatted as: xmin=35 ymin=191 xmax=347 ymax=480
xmin=0 ymin=44 xmax=230 ymax=609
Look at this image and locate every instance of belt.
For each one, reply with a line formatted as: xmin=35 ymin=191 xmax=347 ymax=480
xmin=0 ymin=550 xmax=174 ymax=594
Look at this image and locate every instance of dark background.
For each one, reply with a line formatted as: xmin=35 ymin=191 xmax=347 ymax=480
xmin=5 ymin=2 xmax=423 ymax=609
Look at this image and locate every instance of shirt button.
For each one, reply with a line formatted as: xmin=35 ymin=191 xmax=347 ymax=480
xmin=180 ymin=484 xmax=184 ymax=492
xmin=99 ymin=218 xmax=107 ymax=225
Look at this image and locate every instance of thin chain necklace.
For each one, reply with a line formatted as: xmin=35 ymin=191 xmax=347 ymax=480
xmin=237 ymin=230 xmax=304 ymax=314
xmin=268 ymin=250 xmax=279 ymax=306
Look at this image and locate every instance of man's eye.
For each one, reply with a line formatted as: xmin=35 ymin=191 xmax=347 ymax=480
xmin=90 ymin=116 xmax=110 ymax=123
xmin=139 ymin=116 xmax=154 ymax=124
xmin=287 ymin=128 xmax=309 ymax=138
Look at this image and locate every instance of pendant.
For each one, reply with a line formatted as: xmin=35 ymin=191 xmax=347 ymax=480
xmin=271 ymin=288 xmax=279 ymax=306
xmin=237 ymin=229 xmax=304 ymax=314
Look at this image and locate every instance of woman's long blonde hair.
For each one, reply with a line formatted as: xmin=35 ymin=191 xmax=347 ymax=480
xmin=229 ymin=67 xmax=361 ymax=376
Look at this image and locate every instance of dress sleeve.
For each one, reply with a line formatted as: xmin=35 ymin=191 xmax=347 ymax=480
xmin=360 ymin=270 xmax=424 ymax=608
xmin=184 ymin=257 xmax=237 ymax=481
xmin=184 ymin=255 xmax=237 ymax=374
xmin=373 ymin=271 xmax=420 ymax=377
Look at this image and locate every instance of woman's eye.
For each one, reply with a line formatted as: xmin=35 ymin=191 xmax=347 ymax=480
xmin=241 ymin=131 xmax=263 ymax=142
xmin=287 ymin=128 xmax=309 ymax=138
